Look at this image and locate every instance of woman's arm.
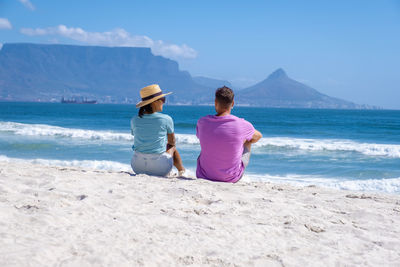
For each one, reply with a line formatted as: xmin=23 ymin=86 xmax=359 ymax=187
xmin=167 ymin=133 xmax=176 ymax=147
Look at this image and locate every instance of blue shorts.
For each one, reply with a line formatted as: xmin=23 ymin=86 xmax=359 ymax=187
xmin=131 ymin=151 xmax=173 ymax=177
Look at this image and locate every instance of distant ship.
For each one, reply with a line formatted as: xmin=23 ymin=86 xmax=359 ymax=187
xmin=61 ymin=97 xmax=97 ymax=104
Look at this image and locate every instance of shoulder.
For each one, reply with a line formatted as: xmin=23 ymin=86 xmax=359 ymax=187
xmin=198 ymin=115 xmax=213 ymax=122
xmin=229 ymin=114 xmax=242 ymax=121
xmin=197 ymin=115 xmax=213 ymax=125
xmin=197 ymin=116 xmax=206 ymax=123
xmin=231 ymin=114 xmax=249 ymax=122
xmin=156 ymin=113 xmax=173 ymax=123
xmin=231 ymin=115 xmax=254 ymax=127
xmin=159 ymin=113 xmax=172 ymax=120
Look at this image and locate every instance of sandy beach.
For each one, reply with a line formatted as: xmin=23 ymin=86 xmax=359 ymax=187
xmin=1 ymin=161 xmax=400 ymax=266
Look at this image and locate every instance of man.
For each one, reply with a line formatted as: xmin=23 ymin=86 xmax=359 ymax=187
xmin=196 ymin=86 xmax=262 ymax=182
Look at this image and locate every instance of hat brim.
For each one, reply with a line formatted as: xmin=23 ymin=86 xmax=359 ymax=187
xmin=136 ymin=92 xmax=172 ymax=108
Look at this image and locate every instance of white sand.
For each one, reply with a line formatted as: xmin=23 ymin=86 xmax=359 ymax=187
xmin=1 ymin=161 xmax=400 ymax=266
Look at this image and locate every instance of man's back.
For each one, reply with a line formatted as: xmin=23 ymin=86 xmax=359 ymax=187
xmin=196 ymin=114 xmax=255 ymax=183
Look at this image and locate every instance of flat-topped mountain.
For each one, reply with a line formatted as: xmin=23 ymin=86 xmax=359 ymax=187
xmin=0 ymin=43 xmax=373 ymax=108
xmin=0 ymin=43 xmax=211 ymax=104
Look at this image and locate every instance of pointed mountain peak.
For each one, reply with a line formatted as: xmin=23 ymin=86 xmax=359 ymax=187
xmin=267 ymin=68 xmax=288 ymax=80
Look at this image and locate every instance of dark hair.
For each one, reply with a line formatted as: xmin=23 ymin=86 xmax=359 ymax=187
xmin=215 ymin=86 xmax=234 ymax=109
xmin=138 ymin=103 xmax=153 ymax=118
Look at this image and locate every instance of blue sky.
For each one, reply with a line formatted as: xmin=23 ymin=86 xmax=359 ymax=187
xmin=1 ymin=0 xmax=400 ymax=108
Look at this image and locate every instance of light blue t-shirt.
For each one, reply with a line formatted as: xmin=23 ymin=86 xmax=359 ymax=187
xmin=130 ymin=112 xmax=174 ymax=154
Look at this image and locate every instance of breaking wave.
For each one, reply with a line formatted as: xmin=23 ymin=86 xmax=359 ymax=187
xmin=253 ymin=137 xmax=400 ymax=158
xmin=244 ymin=173 xmax=400 ymax=194
xmin=0 ymin=121 xmax=133 ymax=141
xmin=0 ymin=155 xmax=131 ymax=172
xmin=1 ymin=155 xmax=399 ymax=194
xmin=1 ymin=121 xmax=400 ymax=158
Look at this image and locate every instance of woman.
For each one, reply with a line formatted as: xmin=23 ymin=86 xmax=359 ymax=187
xmin=130 ymin=84 xmax=185 ymax=177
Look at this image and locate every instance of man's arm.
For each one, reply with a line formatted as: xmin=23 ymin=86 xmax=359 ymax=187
xmin=247 ymin=130 xmax=262 ymax=144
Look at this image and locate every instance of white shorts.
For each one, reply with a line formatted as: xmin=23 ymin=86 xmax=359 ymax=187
xmin=239 ymin=146 xmax=251 ymax=180
xmin=131 ymin=151 xmax=173 ymax=177
xmin=242 ymin=145 xmax=251 ymax=168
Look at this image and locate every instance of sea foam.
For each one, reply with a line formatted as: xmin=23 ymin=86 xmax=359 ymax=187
xmin=0 ymin=155 xmax=131 ymax=172
xmin=1 ymin=155 xmax=399 ymax=194
xmin=2 ymin=121 xmax=400 ymax=158
xmin=254 ymin=137 xmax=400 ymax=158
xmin=244 ymin=173 xmax=400 ymax=194
xmin=0 ymin=121 xmax=133 ymax=141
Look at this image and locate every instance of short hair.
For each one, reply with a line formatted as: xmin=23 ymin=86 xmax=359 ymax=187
xmin=215 ymin=86 xmax=234 ymax=109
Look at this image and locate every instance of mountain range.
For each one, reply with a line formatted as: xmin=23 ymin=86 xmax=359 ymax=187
xmin=0 ymin=43 xmax=373 ymax=109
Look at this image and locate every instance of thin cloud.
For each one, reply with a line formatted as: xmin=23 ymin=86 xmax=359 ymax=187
xmin=0 ymin=18 xmax=12 ymax=30
xmin=18 ymin=0 xmax=35 ymax=11
xmin=20 ymin=25 xmax=198 ymax=60
xmin=0 ymin=43 xmax=3 ymax=50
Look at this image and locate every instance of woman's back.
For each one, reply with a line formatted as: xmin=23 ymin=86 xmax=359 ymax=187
xmin=131 ymin=112 xmax=173 ymax=154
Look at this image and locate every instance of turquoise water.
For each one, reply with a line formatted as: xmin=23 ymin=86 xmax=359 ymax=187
xmin=1 ymin=102 xmax=400 ymax=193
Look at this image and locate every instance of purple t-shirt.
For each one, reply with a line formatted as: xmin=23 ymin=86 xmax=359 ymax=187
xmin=196 ymin=114 xmax=255 ymax=183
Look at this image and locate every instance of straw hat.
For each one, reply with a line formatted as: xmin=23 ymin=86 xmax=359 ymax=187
xmin=136 ymin=84 xmax=172 ymax=108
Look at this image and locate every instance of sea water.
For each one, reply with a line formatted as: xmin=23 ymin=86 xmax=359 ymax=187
xmin=1 ymin=102 xmax=399 ymax=193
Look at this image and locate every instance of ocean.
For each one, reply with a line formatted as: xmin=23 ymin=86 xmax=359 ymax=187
xmin=1 ymin=102 xmax=399 ymax=193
